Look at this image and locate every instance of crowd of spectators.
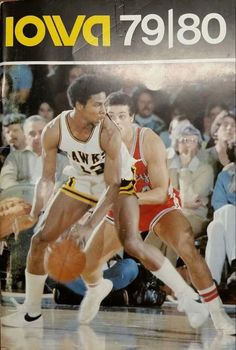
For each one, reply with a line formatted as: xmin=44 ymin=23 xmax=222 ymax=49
xmin=0 ymin=64 xmax=235 ymax=304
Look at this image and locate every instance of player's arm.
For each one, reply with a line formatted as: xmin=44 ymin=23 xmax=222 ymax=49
xmin=137 ymin=129 xmax=169 ymax=205
xmin=30 ymin=119 xmax=60 ymax=220
xmin=79 ymin=117 xmax=121 ymax=233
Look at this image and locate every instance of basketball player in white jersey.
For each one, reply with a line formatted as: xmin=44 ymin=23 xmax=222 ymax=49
xmin=1 ymin=75 xmax=135 ymax=328
xmin=76 ymin=92 xmax=235 ymax=335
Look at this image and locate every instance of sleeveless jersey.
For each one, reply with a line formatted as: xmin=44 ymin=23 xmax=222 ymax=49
xmin=132 ymin=126 xmax=181 ymax=231
xmin=59 ymin=111 xmax=105 ymax=177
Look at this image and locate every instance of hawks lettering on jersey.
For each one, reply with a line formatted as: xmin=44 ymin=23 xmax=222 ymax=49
xmin=59 ymin=111 xmax=105 ymax=177
xmin=69 ymin=150 xmax=105 ymax=175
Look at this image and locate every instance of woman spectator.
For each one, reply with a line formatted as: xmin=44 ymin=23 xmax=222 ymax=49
xmin=195 ymin=103 xmax=229 ymax=147
xmin=204 ymin=112 xmax=236 ymax=178
xmin=37 ymin=100 xmax=55 ymax=123
xmin=205 ymin=142 xmax=236 ymax=286
xmin=168 ymin=125 xmax=214 ymax=237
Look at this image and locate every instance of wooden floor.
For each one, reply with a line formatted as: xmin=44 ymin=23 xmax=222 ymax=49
xmin=1 ymin=302 xmax=236 ymax=350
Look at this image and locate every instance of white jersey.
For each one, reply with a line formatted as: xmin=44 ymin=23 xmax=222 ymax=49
xmin=59 ymin=111 xmax=135 ymax=203
xmin=59 ymin=111 xmax=105 ymax=177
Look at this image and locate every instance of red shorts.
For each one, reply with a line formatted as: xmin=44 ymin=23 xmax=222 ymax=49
xmin=106 ymin=188 xmax=181 ymax=232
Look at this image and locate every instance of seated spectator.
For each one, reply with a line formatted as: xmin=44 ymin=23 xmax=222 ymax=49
xmin=0 ymin=115 xmax=68 ymax=190
xmin=0 ymin=113 xmax=26 ymax=169
xmin=37 ymin=100 xmax=55 ymax=122
xmin=194 ymin=102 xmax=229 ymax=147
xmin=204 ymin=112 xmax=235 ymax=178
xmin=205 ymin=142 xmax=236 ymax=287
xmin=168 ymin=125 xmax=214 ymax=237
xmin=166 ymin=114 xmax=193 ymax=160
xmin=132 ymin=86 xmax=170 ymax=147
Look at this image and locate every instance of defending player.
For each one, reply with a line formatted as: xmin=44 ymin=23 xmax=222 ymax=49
xmin=1 ymin=75 xmax=135 ymax=327
xmin=77 ymin=92 xmax=235 ymax=335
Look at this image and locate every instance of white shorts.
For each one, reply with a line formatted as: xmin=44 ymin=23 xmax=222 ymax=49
xmin=60 ymin=174 xmax=106 ymax=206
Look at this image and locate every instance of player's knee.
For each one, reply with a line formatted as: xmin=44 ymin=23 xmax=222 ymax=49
xmin=31 ymin=232 xmax=49 ymax=255
xmin=176 ymin=226 xmax=196 ymax=262
xmin=122 ymin=237 xmax=140 ymax=258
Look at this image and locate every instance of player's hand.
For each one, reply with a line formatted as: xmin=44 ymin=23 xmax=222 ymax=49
xmin=69 ymin=222 xmax=93 ymax=248
xmin=180 ymin=149 xmax=193 ymax=167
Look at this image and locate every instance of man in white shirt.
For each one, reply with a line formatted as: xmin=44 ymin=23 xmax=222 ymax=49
xmin=0 ymin=115 xmax=68 ymax=190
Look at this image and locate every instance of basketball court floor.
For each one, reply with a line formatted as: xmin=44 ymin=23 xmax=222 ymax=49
xmin=1 ymin=293 xmax=236 ymax=350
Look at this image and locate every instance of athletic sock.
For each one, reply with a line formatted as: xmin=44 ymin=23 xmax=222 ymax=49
xmin=24 ymin=270 xmax=48 ymax=317
xmin=151 ymin=257 xmax=194 ymax=299
xmin=86 ymin=278 xmax=104 ymax=289
xmin=198 ymin=283 xmax=222 ymax=311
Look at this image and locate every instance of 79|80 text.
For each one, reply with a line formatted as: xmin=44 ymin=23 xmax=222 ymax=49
xmin=120 ymin=10 xmax=227 ymax=48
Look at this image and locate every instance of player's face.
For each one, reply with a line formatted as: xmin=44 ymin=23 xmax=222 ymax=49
xmin=3 ymin=124 xmax=26 ymax=149
xmin=80 ymin=92 xmax=106 ymax=125
xmin=24 ymin=121 xmax=46 ymax=155
xmin=106 ymin=105 xmax=133 ymax=138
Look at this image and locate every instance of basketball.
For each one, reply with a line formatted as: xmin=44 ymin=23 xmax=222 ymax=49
xmin=44 ymin=237 xmax=86 ymax=283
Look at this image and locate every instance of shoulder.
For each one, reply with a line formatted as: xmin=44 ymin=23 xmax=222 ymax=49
xmin=142 ymin=128 xmax=166 ymax=161
xmin=42 ymin=116 xmax=61 ymax=149
xmin=142 ymin=127 xmax=165 ymax=148
xmin=222 ymin=162 xmax=235 ymax=173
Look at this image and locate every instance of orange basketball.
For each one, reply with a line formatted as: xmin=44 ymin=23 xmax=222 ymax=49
xmin=44 ymin=237 xmax=86 ymax=283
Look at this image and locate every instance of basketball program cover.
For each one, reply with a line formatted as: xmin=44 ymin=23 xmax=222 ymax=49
xmin=0 ymin=0 xmax=235 ymax=348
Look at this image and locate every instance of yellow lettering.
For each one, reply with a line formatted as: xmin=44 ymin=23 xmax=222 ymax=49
xmin=5 ymin=17 xmax=14 ymax=47
xmin=15 ymin=15 xmax=45 ymax=46
xmin=51 ymin=15 xmax=86 ymax=46
xmin=83 ymin=15 xmax=110 ymax=46
xmin=4 ymin=15 xmax=111 ymax=47
xmin=43 ymin=16 xmax=62 ymax=46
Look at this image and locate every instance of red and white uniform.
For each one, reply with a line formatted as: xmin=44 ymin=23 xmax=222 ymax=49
xmin=106 ymin=126 xmax=181 ymax=232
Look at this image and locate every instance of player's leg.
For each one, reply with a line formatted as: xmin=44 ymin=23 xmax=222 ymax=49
xmin=117 ymin=195 xmax=209 ymax=328
xmin=79 ymin=219 xmax=122 ymax=324
xmin=116 ymin=194 xmax=165 ymax=270
xmin=1 ymin=190 xmax=89 ymax=328
xmin=82 ymin=219 xmax=122 ymax=283
xmin=27 ymin=190 xmax=90 ymax=275
xmin=154 ymin=209 xmax=235 ymax=335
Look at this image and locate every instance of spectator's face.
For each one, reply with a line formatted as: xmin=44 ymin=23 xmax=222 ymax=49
xmin=24 ymin=121 xmax=46 ymax=155
xmin=3 ymin=123 xmax=26 ymax=149
xmin=38 ymin=102 xmax=54 ymax=122
xmin=177 ymin=135 xmax=199 ymax=156
xmin=137 ymin=92 xmax=154 ymax=118
xmin=169 ymin=119 xmax=191 ymax=148
xmin=77 ymin=92 xmax=106 ymax=125
xmin=106 ymin=104 xmax=133 ymax=138
xmin=217 ymin=116 xmax=236 ymax=143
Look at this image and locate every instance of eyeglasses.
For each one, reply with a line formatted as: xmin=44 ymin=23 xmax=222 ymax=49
xmin=178 ymin=137 xmax=198 ymax=144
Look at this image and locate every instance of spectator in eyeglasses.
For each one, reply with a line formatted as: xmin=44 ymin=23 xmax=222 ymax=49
xmin=168 ymin=125 xmax=214 ymax=238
